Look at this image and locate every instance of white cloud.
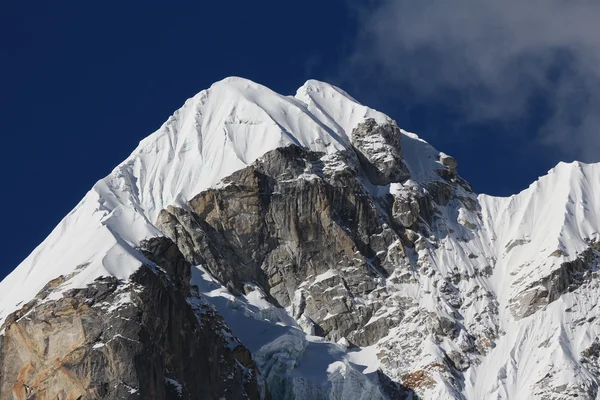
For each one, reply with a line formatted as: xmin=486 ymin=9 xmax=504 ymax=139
xmin=349 ymin=0 xmax=600 ymax=161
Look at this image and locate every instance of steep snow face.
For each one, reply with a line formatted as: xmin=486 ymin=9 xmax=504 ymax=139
xmin=480 ymin=162 xmax=600 ymax=307
xmin=465 ymin=161 xmax=600 ymax=399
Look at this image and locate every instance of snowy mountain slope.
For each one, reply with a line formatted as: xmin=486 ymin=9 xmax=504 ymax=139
xmin=465 ymin=162 xmax=600 ymax=399
xmin=1 ymin=77 xmax=600 ymax=400
xmin=479 ymin=161 xmax=600 ymax=311
xmin=0 ymin=77 xmax=391 ymax=326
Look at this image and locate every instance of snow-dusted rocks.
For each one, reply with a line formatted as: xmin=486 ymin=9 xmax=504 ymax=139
xmin=438 ymin=152 xmax=458 ymax=170
xmin=392 ymin=188 xmax=421 ymax=229
xmin=1 ymin=77 xmax=600 ymax=399
xmin=351 ymin=118 xmax=410 ymax=185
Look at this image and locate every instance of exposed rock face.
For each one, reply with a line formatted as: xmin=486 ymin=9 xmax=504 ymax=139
xmin=392 ymin=191 xmax=421 ymax=229
xmin=510 ymin=245 xmax=600 ymax=319
xmin=150 ymin=141 xmax=501 ymax=399
xmin=139 ymin=236 xmax=192 ymax=295
xmin=157 ymin=145 xmax=402 ymax=346
xmin=351 ymin=119 xmax=410 ymax=185
xmin=0 ymin=254 xmax=266 ymax=400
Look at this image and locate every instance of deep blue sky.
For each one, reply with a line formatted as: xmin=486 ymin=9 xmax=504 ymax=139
xmin=0 ymin=1 xmax=581 ymax=279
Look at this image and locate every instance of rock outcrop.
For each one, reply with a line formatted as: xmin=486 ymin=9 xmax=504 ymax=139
xmin=157 ymin=145 xmax=402 ymax=345
xmin=0 ymin=251 xmax=267 ymax=400
xmin=510 ymin=244 xmax=600 ymax=319
xmin=351 ymin=119 xmax=410 ymax=185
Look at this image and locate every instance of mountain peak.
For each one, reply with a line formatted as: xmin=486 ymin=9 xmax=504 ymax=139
xmin=296 ymin=78 xmax=359 ymax=102
xmin=0 ymin=77 xmax=408 ymax=326
xmin=3 ymin=77 xmax=600 ymax=400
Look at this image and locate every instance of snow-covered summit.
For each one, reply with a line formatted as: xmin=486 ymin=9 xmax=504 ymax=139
xmin=108 ymin=76 xmax=399 ymax=222
xmin=0 ymin=77 xmax=417 ymax=325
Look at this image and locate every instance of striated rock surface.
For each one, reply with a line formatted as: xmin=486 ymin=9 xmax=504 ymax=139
xmin=156 ymin=145 xmax=400 ymax=346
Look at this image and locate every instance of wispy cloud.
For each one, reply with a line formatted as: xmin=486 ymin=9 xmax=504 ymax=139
xmin=348 ymin=0 xmax=600 ymax=162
